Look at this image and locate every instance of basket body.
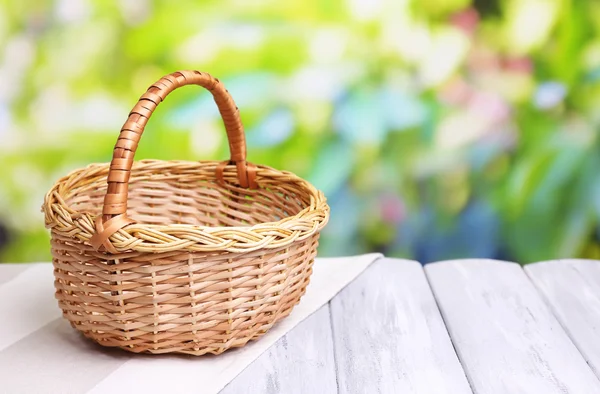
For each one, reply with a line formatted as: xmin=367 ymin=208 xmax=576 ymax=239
xmin=53 ymin=242 xmax=318 ymax=355
xmin=42 ymin=71 xmax=329 ymax=355
xmin=45 ymin=160 xmax=327 ymax=355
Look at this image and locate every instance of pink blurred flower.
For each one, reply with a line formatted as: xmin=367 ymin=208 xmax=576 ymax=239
xmin=380 ymin=194 xmax=405 ymax=224
xmin=468 ymin=91 xmax=510 ymax=122
xmin=503 ymin=57 xmax=533 ymax=74
xmin=451 ymin=8 xmax=480 ymax=35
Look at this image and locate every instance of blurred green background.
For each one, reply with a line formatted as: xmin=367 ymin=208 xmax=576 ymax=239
xmin=1 ymin=0 xmax=600 ymax=264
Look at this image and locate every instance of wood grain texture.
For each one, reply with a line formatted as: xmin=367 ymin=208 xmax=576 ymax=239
xmin=425 ymin=259 xmax=600 ymax=394
xmin=330 ymin=258 xmax=472 ymax=394
xmin=525 ymin=259 xmax=600 ymax=379
xmin=220 ymin=305 xmax=337 ymax=394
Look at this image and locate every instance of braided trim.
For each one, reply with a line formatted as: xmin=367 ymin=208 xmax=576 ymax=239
xmin=43 ymin=161 xmax=329 ymax=254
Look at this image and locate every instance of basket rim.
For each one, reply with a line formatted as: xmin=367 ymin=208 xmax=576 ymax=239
xmin=43 ymin=160 xmax=330 ymax=254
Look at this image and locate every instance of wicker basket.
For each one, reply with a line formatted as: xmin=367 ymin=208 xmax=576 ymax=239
xmin=42 ymin=70 xmax=329 ymax=355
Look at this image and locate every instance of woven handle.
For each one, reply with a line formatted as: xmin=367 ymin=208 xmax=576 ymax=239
xmin=90 ymin=70 xmax=256 ymax=253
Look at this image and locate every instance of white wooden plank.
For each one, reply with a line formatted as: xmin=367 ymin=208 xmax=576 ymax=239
xmin=330 ymin=258 xmax=472 ymax=394
xmin=525 ymin=259 xmax=600 ymax=379
xmin=425 ymin=259 xmax=600 ymax=394
xmin=220 ymin=305 xmax=337 ymax=394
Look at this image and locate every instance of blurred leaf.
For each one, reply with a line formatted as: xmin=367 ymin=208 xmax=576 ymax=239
xmin=334 ymin=87 xmax=387 ymax=144
xmin=308 ymin=140 xmax=355 ymax=196
xmin=246 ymin=108 xmax=295 ymax=147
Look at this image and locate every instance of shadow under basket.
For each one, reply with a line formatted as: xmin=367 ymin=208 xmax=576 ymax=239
xmin=42 ymin=70 xmax=329 ymax=355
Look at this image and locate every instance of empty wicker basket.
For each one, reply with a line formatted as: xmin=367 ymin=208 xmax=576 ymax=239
xmin=42 ymin=70 xmax=329 ymax=355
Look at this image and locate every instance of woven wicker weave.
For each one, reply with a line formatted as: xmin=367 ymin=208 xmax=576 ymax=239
xmin=42 ymin=70 xmax=329 ymax=355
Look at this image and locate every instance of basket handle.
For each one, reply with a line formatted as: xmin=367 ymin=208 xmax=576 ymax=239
xmin=90 ymin=70 xmax=256 ymax=253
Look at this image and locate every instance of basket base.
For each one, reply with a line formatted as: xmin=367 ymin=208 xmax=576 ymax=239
xmin=53 ymin=237 xmax=318 ymax=356
xmin=72 ymin=297 xmax=303 ymax=356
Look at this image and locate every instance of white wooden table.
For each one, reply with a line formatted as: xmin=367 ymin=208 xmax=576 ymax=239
xmin=1 ymin=258 xmax=599 ymax=393
xmin=222 ymin=258 xmax=600 ymax=394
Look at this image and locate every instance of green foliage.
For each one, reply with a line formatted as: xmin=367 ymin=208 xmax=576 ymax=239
xmin=1 ymin=0 xmax=600 ymax=264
